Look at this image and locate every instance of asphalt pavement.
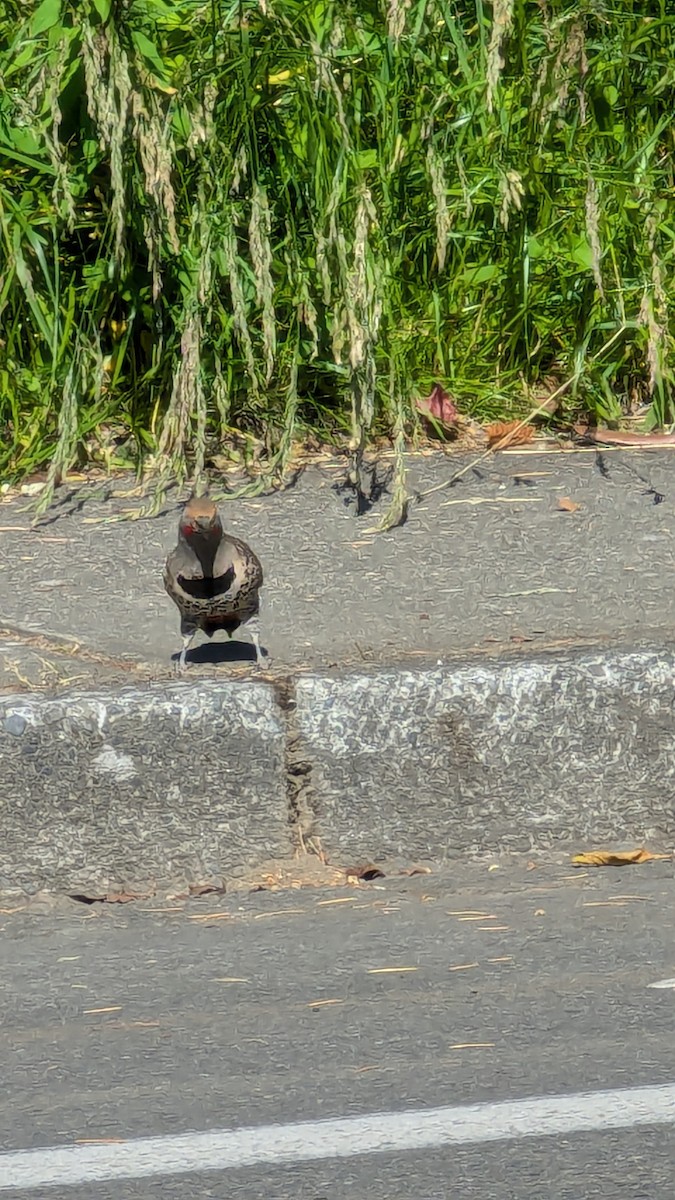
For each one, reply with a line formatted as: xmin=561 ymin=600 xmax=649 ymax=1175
xmin=1 ymin=856 xmax=675 ymax=1197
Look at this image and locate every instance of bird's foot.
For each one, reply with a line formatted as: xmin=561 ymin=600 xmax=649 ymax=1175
xmin=176 ymin=630 xmax=196 ymax=674
xmin=246 ymin=616 xmax=266 ymax=668
xmin=174 ymin=646 xmax=191 ymax=675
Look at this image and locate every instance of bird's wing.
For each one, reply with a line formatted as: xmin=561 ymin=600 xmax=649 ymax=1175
xmin=220 ymin=536 xmax=264 ymax=589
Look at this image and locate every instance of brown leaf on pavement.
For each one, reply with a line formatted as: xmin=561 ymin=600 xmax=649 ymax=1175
xmin=557 ymin=496 xmax=581 ymax=513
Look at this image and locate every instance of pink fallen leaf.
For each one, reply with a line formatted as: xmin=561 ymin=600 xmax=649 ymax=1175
xmin=416 ymin=383 xmax=459 ymax=429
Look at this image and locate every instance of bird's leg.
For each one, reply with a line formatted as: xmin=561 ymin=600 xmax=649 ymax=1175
xmin=246 ymin=615 xmax=266 ymax=666
xmin=177 ymin=621 xmax=198 ymax=673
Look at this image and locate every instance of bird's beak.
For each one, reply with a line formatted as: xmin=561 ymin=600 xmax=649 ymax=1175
xmin=195 ymin=516 xmax=221 ymax=533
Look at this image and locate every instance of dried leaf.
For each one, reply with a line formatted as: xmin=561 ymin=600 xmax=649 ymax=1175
xmin=105 ymin=890 xmax=151 ymax=903
xmin=75 ymin=1138 xmax=126 ymax=1146
xmin=368 ymin=967 xmax=418 ymax=975
xmin=571 ymin=848 xmax=671 ymax=868
xmin=253 ymin=908 xmax=304 ymax=919
xmin=557 ymin=496 xmax=581 ymax=513
xmin=574 ymin=424 xmax=675 ymax=447
xmin=345 ymin=862 xmax=385 ymax=881
xmin=397 ymin=865 xmax=432 ymax=877
xmin=190 ymin=882 xmax=226 ymax=896
xmin=69 ymin=889 xmax=154 ymax=904
xmin=186 ymin=912 xmax=232 ymax=922
xmin=485 ymin=420 xmax=534 ymax=449
xmin=450 ymin=1042 xmax=495 ymax=1050
xmin=416 ymin=383 xmax=459 ymax=430
xmin=172 ymin=882 xmax=227 ymax=900
xmin=458 ymin=914 xmax=498 ymax=921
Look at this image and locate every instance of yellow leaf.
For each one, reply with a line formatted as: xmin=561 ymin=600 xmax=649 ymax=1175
xmin=367 ymin=967 xmax=418 ymax=975
xmin=75 ymin=1139 xmax=126 ymax=1146
xmin=571 ymin=848 xmax=671 ymax=868
xmin=450 ymin=1042 xmax=495 ymax=1050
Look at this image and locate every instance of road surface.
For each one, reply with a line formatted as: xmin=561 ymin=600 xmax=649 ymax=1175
xmin=1 ymin=857 xmax=674 ymax=1197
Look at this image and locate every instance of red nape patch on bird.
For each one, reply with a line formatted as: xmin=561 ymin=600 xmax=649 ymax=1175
xmin=180 ymin=521 xmax=197 ymax=537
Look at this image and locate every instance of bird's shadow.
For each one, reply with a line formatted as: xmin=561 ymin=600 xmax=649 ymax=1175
xmin=171 ymin=639 xmax=267 ymax=667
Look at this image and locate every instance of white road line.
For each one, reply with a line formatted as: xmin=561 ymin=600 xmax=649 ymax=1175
xmin=2 ymin=1084 xmax=675 ymax=1190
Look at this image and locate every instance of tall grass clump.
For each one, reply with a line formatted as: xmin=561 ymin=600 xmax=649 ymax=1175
xmin=0 ymin=0 xmax=674 ymax=505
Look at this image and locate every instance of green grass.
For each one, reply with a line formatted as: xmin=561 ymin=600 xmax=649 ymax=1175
xmin=1 ymin=0 xmax=674 ymax=511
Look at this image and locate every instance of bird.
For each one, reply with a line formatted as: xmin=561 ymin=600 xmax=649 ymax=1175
xmin=163 ymin=495 xmax=265 ymax=672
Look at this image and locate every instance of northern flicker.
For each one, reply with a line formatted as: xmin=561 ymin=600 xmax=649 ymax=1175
xmin=163 ymin=496 xmax=265 ymax=671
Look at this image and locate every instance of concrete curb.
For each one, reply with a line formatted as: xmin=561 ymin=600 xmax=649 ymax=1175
xmin=296 ymin=648 xmax=675 ymax=861
xmin=2 ymin=647 xmax=674 ymax=891
xmin=0 ymin=682 xmax=288 ymax=893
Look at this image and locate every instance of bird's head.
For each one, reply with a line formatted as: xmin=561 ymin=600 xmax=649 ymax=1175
xmin=179 ymin=496 xmax=223 ymax=541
